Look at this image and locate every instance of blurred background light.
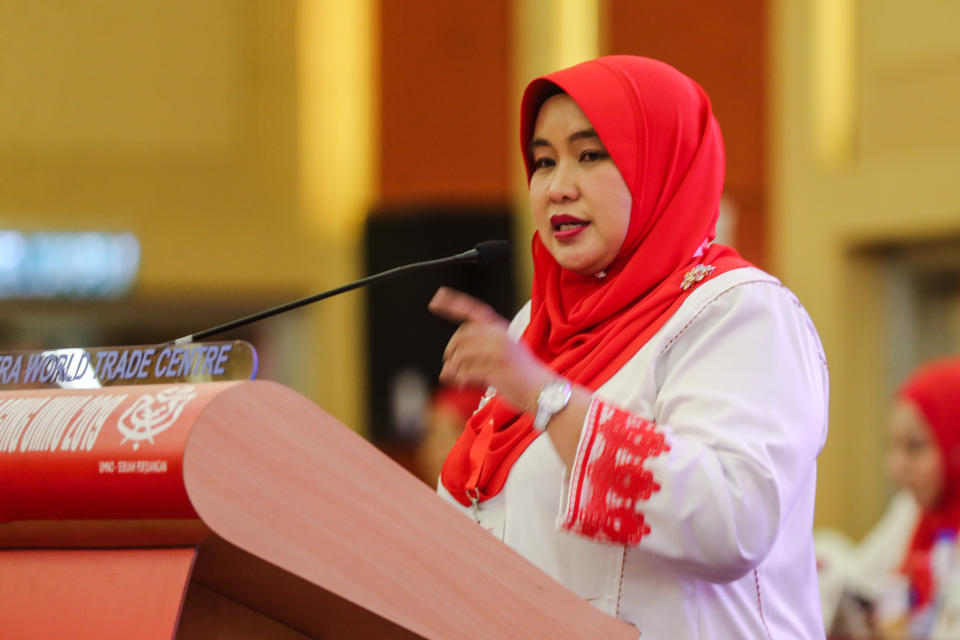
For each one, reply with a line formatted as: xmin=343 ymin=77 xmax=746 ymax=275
xmin=0 ymin=230 xmax=140 ymax=299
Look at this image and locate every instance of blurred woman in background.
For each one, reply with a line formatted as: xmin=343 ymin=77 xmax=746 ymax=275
xmin=415 ymin=387 xmax=485 ymax=486
xmin=821 ymin=357 xmax=960 ymax=638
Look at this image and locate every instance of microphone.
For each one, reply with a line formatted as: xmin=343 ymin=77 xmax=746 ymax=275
xmin=171 ymin=240 xmax=511 ymax=345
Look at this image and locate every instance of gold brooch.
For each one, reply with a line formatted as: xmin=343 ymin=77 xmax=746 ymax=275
xmin=680 ymin=265 xmax=715 ymax=291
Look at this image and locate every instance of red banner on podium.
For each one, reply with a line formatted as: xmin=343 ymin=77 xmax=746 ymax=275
xmin=0 ymin=381 xmax=239 ymax=522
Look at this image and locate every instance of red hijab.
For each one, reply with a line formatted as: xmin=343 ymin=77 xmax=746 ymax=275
xmin=899 ymin=358 xmax=960 ymax=607
xmin=442 ymin=56 xmax=751 ymax=507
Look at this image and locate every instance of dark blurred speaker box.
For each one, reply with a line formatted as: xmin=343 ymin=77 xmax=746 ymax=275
xmin=364 ymin=206 xmax=515 ymax=443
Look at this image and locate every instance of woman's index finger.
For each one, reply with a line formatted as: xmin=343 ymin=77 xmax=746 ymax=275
xmin=429 ymin=287 xmax=497 ymax=324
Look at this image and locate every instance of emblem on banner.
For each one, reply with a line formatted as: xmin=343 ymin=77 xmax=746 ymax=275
xmin=116 ymin=385 xmax=197 ymax=450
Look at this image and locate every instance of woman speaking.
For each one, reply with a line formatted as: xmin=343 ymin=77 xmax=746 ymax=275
xmin=429 ymin=56 xmax=828 ymax=638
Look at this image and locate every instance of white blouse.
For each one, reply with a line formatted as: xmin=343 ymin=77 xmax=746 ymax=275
xmin=438 ymin=266 xmax=829 ymax=639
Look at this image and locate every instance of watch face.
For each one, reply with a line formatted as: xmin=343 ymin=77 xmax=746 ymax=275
xmin=541 ymin=381 xmax=571 ymax=411
xmin=543 ymin=387 xmax=566 ymax=411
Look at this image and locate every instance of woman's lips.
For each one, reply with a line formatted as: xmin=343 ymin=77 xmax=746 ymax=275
xmin=550 ymin=214 xmax=589 ymax=240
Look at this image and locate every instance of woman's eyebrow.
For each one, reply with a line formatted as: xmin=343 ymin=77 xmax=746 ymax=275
xmin=529 ymin=137 xmax=551 ymax=151
xmin=568 ymin=128 xmax=599 ymax=143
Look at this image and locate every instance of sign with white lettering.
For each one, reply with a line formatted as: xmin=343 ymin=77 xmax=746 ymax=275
xmin=0 ymin=341 xmax=257 ymax=390
xmin=0 ymin=381 xmax=239 ymax=522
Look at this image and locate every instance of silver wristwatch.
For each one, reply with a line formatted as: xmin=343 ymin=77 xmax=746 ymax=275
xmin=533 ymin=379 xmax=572 ymax=431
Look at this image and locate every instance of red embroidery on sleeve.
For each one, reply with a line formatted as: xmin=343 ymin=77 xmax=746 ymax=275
xmin=562 ymin=399 xmax=670 ymax=545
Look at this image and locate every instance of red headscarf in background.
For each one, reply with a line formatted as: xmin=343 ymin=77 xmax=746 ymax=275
xmin=442 ymin=56 xmax=752 ymax=507
xmin=899 ymin=357 xmax=960 ymax=608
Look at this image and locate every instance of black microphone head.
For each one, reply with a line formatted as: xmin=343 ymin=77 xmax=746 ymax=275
xmin=474 ymin=240 xmax=511 ymax=266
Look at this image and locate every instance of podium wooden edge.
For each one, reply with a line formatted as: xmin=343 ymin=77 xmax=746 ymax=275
xmin=0 ymin=519 xmax=209 ymax=548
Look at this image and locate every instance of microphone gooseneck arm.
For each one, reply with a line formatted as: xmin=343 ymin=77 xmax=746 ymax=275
xmin=171 ymin=241 xmax=510 ymax=345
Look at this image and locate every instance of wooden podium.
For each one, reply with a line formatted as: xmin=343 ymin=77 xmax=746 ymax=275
xmin=0 ymin=380 xmax=637 ymax=639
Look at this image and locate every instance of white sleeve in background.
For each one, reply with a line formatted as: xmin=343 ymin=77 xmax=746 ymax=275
xmin=846 ymin=491 xmax=918 ymax=597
